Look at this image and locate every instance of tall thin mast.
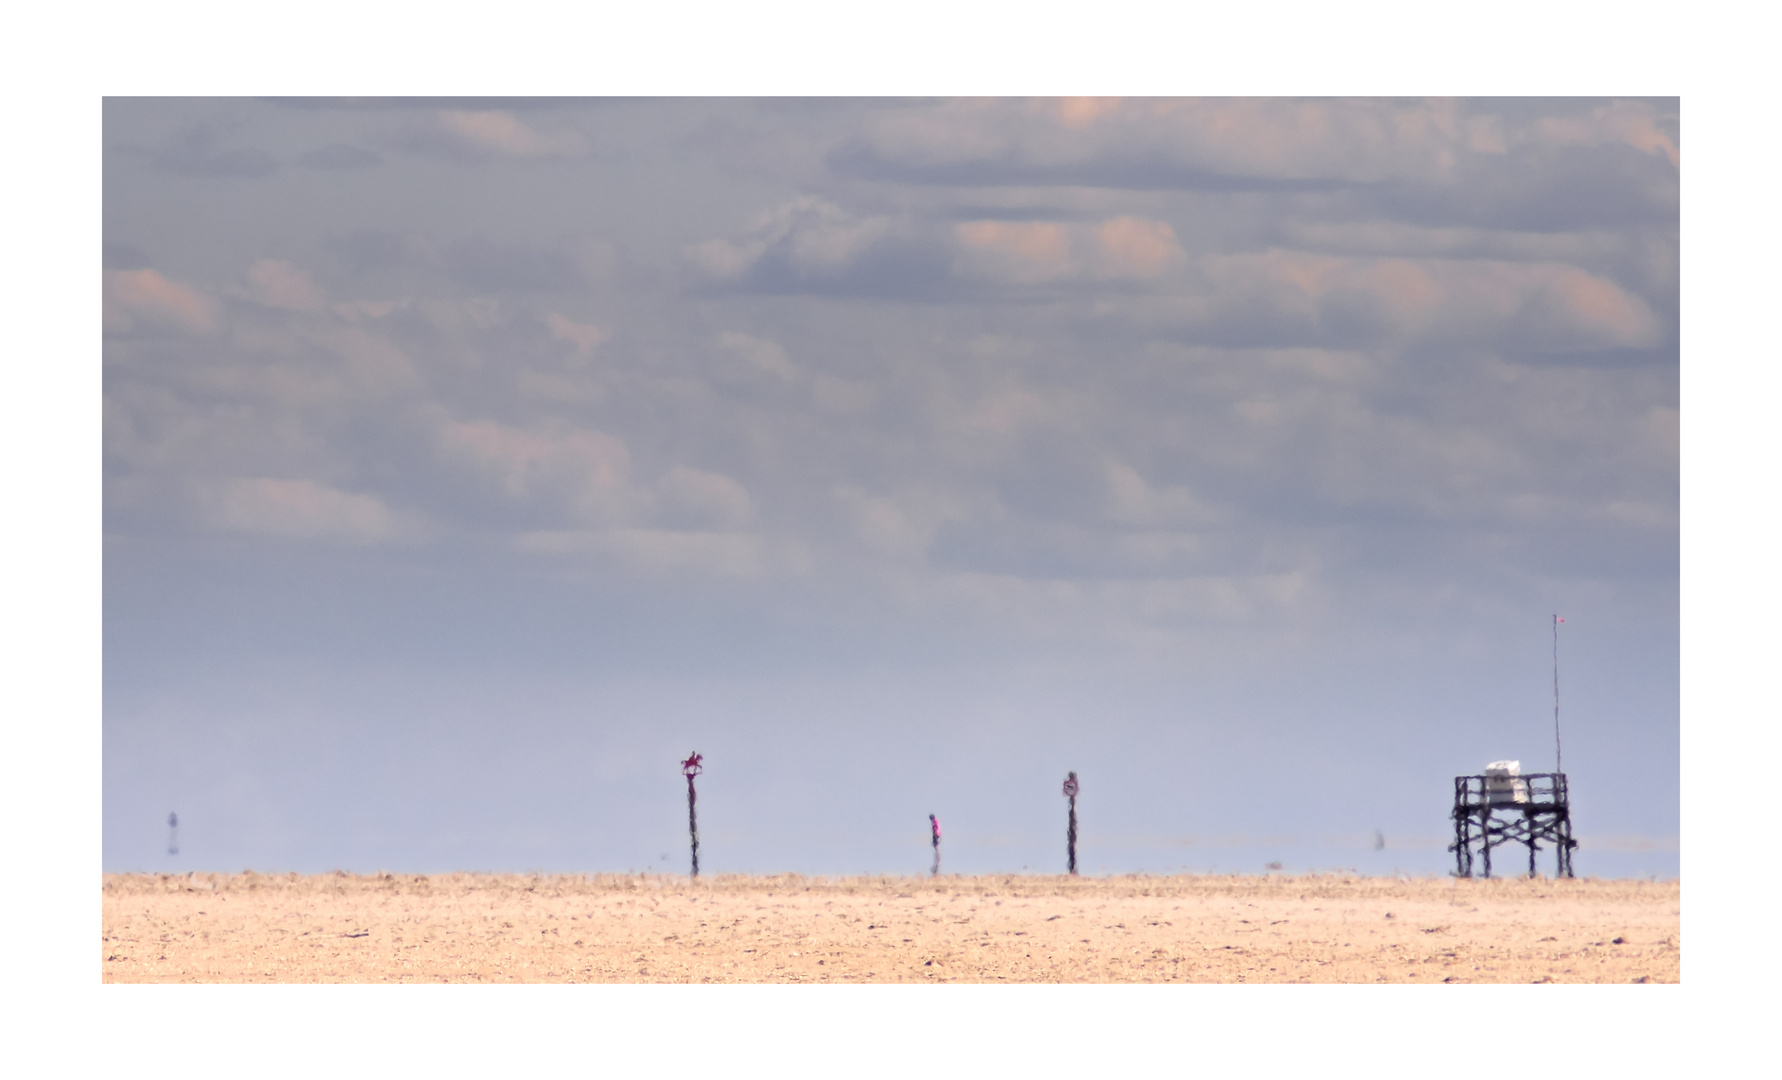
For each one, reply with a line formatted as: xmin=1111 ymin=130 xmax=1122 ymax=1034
xmin=1552 ymin=615 xmax=1563 ymax=775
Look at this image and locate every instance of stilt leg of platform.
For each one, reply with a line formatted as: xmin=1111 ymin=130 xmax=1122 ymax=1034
xmin=1475 ymin=812 xmax=1489 ymax=880
xmin=1527 ymin=812 xmax=1539 ymax=878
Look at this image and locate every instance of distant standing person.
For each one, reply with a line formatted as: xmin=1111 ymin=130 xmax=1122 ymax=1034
xmin=929 ymin=814 xmax=942 ymax=876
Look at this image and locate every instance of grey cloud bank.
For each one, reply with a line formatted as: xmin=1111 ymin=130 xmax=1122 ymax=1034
xmin=104 ymin=98 xmax=1677 ymax=877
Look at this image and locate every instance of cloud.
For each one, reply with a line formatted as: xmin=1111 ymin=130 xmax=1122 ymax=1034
xmin=245 ymin=259 xmax=326 ymax=312
xmin=515 ymin=528 xmax=776 ymax=579
xmin=331 ymin=299 xmax=399 ymax=321
xmin=440 ymin=420 xmax=633 ymax=522
xmin=447 ymin=237 xmax=582 ymax=292
xmin=680 ymin=194 xmax=1661 ymax=350
xmin=716 ymin=332 xmax=798 ymax=380
xmin=690 ymin=199 xmax=1191 ymax=298
xmin=328 ymin=230 xmax=438 ymax=276
xmin=202 ymin=478 xmax=404 ymax=542
xmin=953 ymin=216 xmax=1185 ymax=283
xmin=1055 ymin=97 xmax=1124 ymax=129
xmin=685 ymin=196 xmax=949 ymax=297
xmin=688 ymin=196 xmax=890 ymax=278
xmin=1103 ymin=464 xmax=1221 ymax=528
xmin=656 ymin=466 xmax=753 ymax=529
xmin=952 ymin=221 xmax=1072 ymax=282
xmin=838 ymin=98 xmax=1471 ymax=188
xmin=110 ymin=114 xmax=282 ymax=179
xmin=297 ymin=143 xmax=384 ymax=170
xmin=825 ymin=99 xmax=1678 ymax=243
xmin=547 ymin=313 xmax=607 ymax=357
xmin=426 ymin=110 xmax=590 ymax=159
xmin=1159 ymin=251 xmax=1663 ymax=352
xmin=833 ymin=487 xmax=958 ymax=560
xmin=1526 ymin=100 xmax=1679 ymax=166
xmin=103 ymin=103 xmax=1675 ymax=612
xmin=1511 ymin=264 xmax=1663 ymax=352
xmin=103 ymin=269 xmax=221 ymax=335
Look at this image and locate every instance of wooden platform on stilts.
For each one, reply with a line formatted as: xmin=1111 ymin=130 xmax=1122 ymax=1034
xmin=1449 ymin=772 xmax=1577 ymax=878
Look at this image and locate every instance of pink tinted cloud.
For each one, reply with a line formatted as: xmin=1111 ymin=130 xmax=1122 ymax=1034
xmin=869 ymin=98 xmax=1677 ymax=187
xmin=658 ymin=465 xmax=753 ymax=528
xmin=205 ymin=478 xmax=400 ymax=542
xmin=716 ymin=332 xmax=797 ymax=380
xmin=436 ymin=110 xmax=589 ymax=159
xmin=1524 ymin=265 xmax=1662 ymax=348
xmin=955 ymin=221 xmax=1073 ymax=282
xmin=1530 ymin=100 xmax=1678 ymax=165
xmin=1093 ymin=217 xmax=1186 ymax=278
xmin=954 ymin=216 xmax=1184 ymax=283
xmin=246 ymin=259 xmax=325 ymax=312
xmin=546 ymin=312 xmax=607 ymax=356
xmin=441 ymin=419 xmax=632 ymax=519
xmin=867 ymin=98 xmax=1469 ymax=184
xmin=1052 ymin=97 xmax=1123 ymax=129
xmin=1201 ymin=250 xmax=1660 ymax=349
xmin=103 ymin=269 xmax=220 ymax=334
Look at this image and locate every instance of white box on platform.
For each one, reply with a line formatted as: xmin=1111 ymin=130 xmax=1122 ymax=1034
xmin=1484 ymin=760 xmax=1528 ymax=805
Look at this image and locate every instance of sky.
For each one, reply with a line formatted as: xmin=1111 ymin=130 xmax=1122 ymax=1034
xmin=102 ymin=97 xmax=1679 ymax=878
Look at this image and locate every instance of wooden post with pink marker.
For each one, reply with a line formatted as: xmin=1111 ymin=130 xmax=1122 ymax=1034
xmin=681 ymin=751 xmax=703 ymax=878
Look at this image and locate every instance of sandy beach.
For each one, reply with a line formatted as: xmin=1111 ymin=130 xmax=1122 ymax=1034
xmin=102 ymin=871 xmax=1678 ymax=984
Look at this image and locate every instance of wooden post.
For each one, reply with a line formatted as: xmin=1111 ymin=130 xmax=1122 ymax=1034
xmin=681 ymin=751 xmax=702 ymax=878
xmin=1062 ymin=772 xmax=1079 ymax=876
xmin=929 ymin=814 xmax=941 ymax=877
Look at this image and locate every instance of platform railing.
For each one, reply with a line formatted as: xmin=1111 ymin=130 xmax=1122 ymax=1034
xmin=1453 ymin=771 xmax=1568 ymax=810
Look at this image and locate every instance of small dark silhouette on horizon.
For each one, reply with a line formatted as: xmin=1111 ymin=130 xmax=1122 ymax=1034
xmin=1375 ymin=829 xmax=1386 ymax=851
xmin=929 ymin=814 xmax=941 ymax=877
xmin=167 ymin=811 xmax=179 ymax=856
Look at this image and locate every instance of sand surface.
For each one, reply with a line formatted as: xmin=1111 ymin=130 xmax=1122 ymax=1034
xmin=102 ymin=872 xmax=1678 ymax=984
